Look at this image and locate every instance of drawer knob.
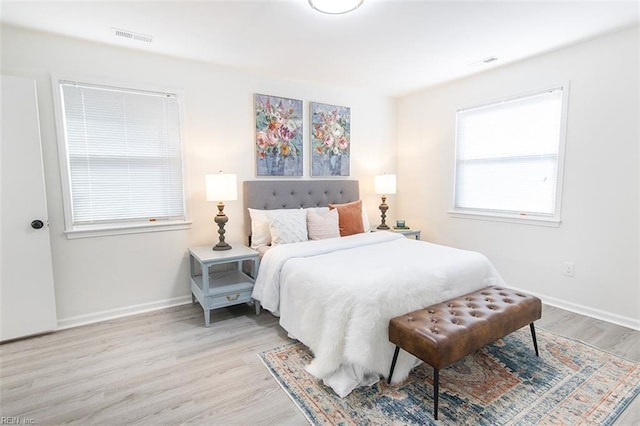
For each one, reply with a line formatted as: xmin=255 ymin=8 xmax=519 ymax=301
xmin=226 ymin=294 xmax=240 ymax=301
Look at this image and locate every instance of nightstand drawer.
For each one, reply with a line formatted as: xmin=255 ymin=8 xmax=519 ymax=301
xmin=207 ymin=288 xmax=253 ymax=309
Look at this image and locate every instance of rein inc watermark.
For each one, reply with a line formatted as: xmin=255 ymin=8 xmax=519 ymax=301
xmin=1 ymin=418 xmax=35 ymax=425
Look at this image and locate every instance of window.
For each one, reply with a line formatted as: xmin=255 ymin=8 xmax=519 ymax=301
xmin=452 ymin=85 xmax=568 ymax=226
xmin=54 ymin=79 xmax=188 ymax=237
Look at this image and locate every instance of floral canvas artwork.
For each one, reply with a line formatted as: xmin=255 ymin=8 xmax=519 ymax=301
xmin=255 ymin=94 xmax=303 ymax=176
xmin=310 ymin=102 xmax=350 ymax=176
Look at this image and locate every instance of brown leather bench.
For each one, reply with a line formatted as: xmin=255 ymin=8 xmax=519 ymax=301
xmin=387 ymin=286 xmax=542 ymax=420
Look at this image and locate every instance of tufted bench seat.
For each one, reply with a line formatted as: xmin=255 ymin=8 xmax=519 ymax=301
xmin=387 ymin=286 xmax=542 ymax=420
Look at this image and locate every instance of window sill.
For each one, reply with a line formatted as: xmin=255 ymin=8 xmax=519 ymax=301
xmin=65 ymin=220 xmax=192 ymax=239
xmin=448 ymin=210 xmax=561 ymax=227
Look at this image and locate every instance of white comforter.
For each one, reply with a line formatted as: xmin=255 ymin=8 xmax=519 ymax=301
xmin=252 ymin=231 xmax=505 ymax=397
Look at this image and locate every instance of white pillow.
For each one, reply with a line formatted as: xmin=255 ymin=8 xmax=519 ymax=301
xmin=361 ymin=203 xmax=371 ymax=233
xmin=306 ymin=206 xmax=330 ymax=215
xmin=248 ymin=208 xmax=291 ymax=248
xmin=307 ymin=208 xmax=340 ymax=240
xmin=269 ymin=209 xmax=308 ymax=245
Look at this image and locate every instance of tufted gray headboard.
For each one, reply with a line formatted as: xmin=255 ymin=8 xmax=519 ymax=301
xmin=243 ymin=180 xmax=359 ymax=238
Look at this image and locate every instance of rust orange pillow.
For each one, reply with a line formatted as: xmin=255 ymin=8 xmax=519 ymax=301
xmin=329 ymin=200 xmax=364 ymax=236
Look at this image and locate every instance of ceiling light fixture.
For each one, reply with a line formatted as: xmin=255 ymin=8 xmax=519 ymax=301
xmin=308 ymin=0 xmax=364 ymax=15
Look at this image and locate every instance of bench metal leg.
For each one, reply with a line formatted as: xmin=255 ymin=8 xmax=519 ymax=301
xmin=433 ymin=367 xmax=439 ymax=420
xmin=530 ymin=322 xmax=539 ymax=356
xmin=388 ymin=346 xmax=400 ymax=384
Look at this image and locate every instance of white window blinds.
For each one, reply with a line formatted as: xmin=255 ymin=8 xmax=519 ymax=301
xmin=59 ymin=81 xmax=185 ymax=226
xmin=454 ymin=87 xmax=566 ymax=220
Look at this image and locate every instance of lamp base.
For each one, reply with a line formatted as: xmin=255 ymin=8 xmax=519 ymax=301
xmin=377 ymin=195 xmax=390 ymax=230
xmin=213 ymin=242 xmax=232 ymax=251
xmin=212 ymin=202 xmax=232 ymax=251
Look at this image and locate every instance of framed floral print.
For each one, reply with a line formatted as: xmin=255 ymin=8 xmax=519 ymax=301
xmin=310 ymin=102 xmax=350 ymax=177
xmin=255 ymin=94 xmax=303 ymax=176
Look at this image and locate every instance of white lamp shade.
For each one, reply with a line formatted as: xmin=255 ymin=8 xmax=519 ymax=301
xmin=375 ymin=174 xmax=397 ymax=195
xmin=308 ymin=0 xmax=364 ymax=14
xmin=205 ymin=173 xmax=238 ymax=202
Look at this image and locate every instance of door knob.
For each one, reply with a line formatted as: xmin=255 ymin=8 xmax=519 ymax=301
xmin=31 ymin=220 xmax=44 ymax=229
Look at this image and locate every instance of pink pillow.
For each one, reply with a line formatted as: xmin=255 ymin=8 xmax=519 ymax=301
xmin=329 ymin=200 xmax=364 ymax=236
xmin=307 ymin=208 xmax=340 ymax=240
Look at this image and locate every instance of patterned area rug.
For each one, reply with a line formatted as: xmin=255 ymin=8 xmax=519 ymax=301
xmin=259 ymin=328 xmax=640 ymax=425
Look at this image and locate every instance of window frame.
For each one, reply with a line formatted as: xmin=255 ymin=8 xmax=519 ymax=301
xmin=52 ymin=74 xmax=191 ymax=239
xmin=450 ymin=83 xmax=570 ymax=227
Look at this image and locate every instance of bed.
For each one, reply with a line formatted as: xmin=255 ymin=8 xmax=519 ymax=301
xmin=244 ymin=180 xmax=505 ymax=397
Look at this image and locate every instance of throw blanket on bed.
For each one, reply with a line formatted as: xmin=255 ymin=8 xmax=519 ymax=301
xmin=253 ymin=231 xmax=505 ymax=397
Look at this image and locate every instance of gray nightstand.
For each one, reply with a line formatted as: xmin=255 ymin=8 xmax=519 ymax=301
xmin=188 ymin=245 xmax=260 ymax=327
xmin=392 ymin=229 xmax=421 ymax=240
xmin=373 ymin=228 xmax=421 ymax=240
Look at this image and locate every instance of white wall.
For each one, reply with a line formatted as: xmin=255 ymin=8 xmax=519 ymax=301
xmin=397 ymin=26 xmax=640 ymax=329
xmin=5 ymin=22 xmax=636 ymax=330
xmin=1 ymin=25 xmax=397 ymax=326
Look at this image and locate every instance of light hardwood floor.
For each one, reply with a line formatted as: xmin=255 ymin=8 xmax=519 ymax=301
xmin=1 ymin=303 xmax=638 ymax=425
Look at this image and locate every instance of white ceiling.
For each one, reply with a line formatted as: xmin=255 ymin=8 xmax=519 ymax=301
xmin=1 ymin=0 xmax=638 ymax=96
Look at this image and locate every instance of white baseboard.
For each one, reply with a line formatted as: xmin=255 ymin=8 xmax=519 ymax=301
xmin=56 ymin=295 xmax=192 ymax=330
xmin=55 ymin=289 xmax=640 ymax=333
xmin=511 ymin=286 xmax=640 ymax=331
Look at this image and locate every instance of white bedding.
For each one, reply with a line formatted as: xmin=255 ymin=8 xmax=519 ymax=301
xmin=252 ymin=231 xmax=505 ymax=397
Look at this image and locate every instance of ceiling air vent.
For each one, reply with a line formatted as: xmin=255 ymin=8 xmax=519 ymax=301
xmin=113 ymin=28 xmax=153 ymax=43
xmin=467 ymin=56 xmax=499 ymax=67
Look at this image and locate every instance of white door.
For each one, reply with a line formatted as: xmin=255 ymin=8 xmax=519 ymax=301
xmin=1 ymin=75 xmax=58 ymax=341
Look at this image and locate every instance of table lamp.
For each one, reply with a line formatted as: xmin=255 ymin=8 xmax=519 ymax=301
xmin=205 ymin=172 xmax=237 ymax=250
xmin=374 ymin=173 xmax=396 ymax=230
